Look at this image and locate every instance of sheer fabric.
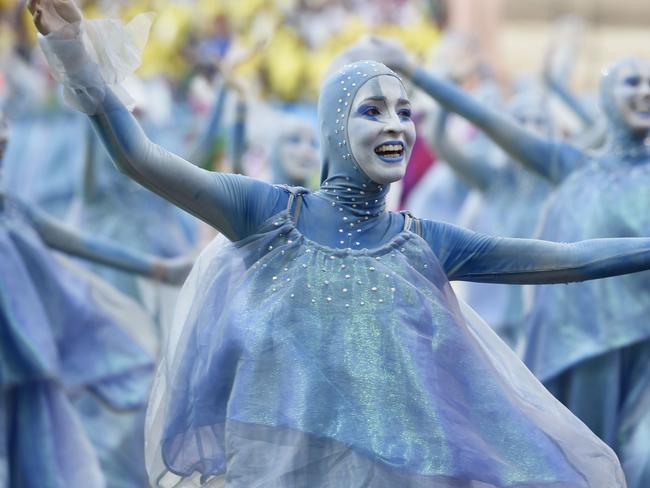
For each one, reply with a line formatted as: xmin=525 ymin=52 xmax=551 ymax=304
xmin=146 ymin=203 xmax=624 ymax=487
xmin=1 ymin=199 xmax=156 ymax=487
xmin=39 ymin=14 xmax=152 ymax=114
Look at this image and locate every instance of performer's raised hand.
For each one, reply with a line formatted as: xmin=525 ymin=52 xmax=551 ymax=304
xmin=358 ymin=36 xmax=418 ymax=78
xmin=27 ymin=0 xmax=83 ymax=36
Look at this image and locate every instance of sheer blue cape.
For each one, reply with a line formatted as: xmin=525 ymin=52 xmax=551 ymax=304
xmin=525 ymin=161 xmax=650 ymax=381
xmin=146 ymin=204 xmax=624 ymax=487
xmin=1 ymin=199 xmax=155 ymax=487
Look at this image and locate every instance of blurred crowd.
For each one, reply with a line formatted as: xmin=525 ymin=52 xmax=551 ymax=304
xmin=1 ymin=0 xmax=440 ymax=104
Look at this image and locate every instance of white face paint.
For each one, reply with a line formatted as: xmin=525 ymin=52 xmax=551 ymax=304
xmin=278 ymin=125 xmax=320 ymax=182
xmin=611 ymin=60 xmax=650 ymax=132
xmin=347 ymin=75 xmax=415 ymax=184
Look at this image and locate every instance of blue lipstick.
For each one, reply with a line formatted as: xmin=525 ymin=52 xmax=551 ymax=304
xmin=374 ymin=140 xmax=405 ymax=164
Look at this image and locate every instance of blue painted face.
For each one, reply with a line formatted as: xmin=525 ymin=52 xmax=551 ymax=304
xmin=271 ymin=122 xmax=319 ymax=186
xmin=348 ymin=75 xmax=415 ymax=183
xmin=317 ymin=61 xmax=415 ymax=186
xmin=601 ymin=57 xmax=650 ymax=134
xmin=507 ymin=92 xmax=552 ymax=138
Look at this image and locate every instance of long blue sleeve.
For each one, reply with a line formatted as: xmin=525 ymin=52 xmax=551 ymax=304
xmin=545 ymin=76 xmax=596 ymax=128
xmin=89 ymin=90 xmax=285 ymax=241
xmin=411 ymin=68 xmax=585 ymax=184
xmin=422 ymin=219 xmax=650 ymax=284
xmin=19 ymin=199 xmax=190 ymax=283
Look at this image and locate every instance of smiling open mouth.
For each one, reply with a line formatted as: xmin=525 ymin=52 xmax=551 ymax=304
xmin=374 ymin=141 xmax=405 ymax=163
xmin=633 ymin=99 xmax=650 ymax=118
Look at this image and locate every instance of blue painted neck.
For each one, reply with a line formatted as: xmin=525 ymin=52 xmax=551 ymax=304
xmin=605 ymin=124 xmax=650 ymax=164
xmin=318 ymin=174 xmax=388 ymax=219
xmin=317 ymin=61 xmax=403 ymax=220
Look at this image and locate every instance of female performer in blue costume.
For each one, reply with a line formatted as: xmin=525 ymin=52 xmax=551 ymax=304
xmin=269 ymin=119 xmax=320 ymax=187
xmin=368 ymin=39 xmax=650 ymax=486
xmin=0 ymin=110 xmax=192 ymax=487
xmin=523 ymin=58 xmax=650 ymax=487
xmin=28 ymin=1 xmax=650 ymax=486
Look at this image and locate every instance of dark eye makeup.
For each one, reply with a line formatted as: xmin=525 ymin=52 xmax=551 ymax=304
xmin=398 ymin=108 xmax=412 ymax=119
xmin=357 ymin=105 xmax=381 ymax=117
xmin=357 ymin=104 xmax=413 ymax=121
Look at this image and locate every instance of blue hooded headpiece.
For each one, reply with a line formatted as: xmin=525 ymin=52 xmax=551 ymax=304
xmin=599 ymin=57 xmax=650 ymax=158
xmin=317 ymin=60 xmax=406 ymax=215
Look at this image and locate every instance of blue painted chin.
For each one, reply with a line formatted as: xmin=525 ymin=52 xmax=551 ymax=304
xmin=377 ymin=154 xmax=405 ymax=164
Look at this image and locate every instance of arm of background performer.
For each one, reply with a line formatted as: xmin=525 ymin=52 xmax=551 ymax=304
xmin=26 ymin=202 xmax=193 ymax=284
xmin=432 ymin=108 xmax=494 ymax=191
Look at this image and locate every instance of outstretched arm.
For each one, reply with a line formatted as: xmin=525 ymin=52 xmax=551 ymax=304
xmin=188 ymin=41 xmax=252 ymax=172
xmin=544 ymin=75 xmax=596 ymax=128
xmin=25 ymin=202 xmax=192 ymax=284
xmin=88 ymin=91 xmax=281 ymax=240
xmin=544 ymin=74 xmax=607 ymax=150
xmin=541 ymin=17 xmax=596 ymax=130
xmin=423 ymin=220 xmax=650 ymax=285
xmin=433 ymin=108 xmax=494 ymax=191
xmin=370 ymin=39 xmax=585 ymax=184
xmin=28 ymin=0 xmax=284 ymax=241
xmin=411 ymin=69 xmax=584 ymax=185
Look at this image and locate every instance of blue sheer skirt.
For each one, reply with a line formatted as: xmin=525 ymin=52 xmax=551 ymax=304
xmin=147 ymin=211 xmax=624 ymax=487
xmin=1 ymin=201 xmax=156 ymax=487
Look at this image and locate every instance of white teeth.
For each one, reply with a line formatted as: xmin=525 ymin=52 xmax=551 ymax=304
xmin=376 ymin=143 xmax=404 ymax=154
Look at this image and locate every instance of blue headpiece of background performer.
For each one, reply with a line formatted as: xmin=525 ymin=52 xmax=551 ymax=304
xmin=600 ymin=57 xmax=649 ymax=136
xmin=270 ymin=117 xmax=317 ymax=187
xmin=506 ymin=85 xmax=554 ymax=139
xmin=599 ymin=57 xmax=650 ymax=158
xmin=317 ymin=60 xmax=406 ymax=203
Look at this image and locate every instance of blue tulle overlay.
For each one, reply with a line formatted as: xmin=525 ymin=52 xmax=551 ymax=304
xmin=1 ymin=199 xmax=154 ymax=487
xmin=524 ymin=161 xmax=650 ymax=487
xmin=525 ymin=162 xmax=650 ymax=380
xmin=147 ymin=209 xmax=624 ymax=487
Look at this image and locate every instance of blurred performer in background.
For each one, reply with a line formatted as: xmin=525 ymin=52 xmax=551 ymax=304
xmin=0 ymin=110 xmax=192 ymax=487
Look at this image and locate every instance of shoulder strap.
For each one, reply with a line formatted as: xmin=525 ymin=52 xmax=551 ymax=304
xmin=402 ymin=212 xmax=413 ymax=232
xmin=286 ymin=191 xmax=295 ymax=212
xmin=292 ymin=194 xmax=304 ymax=224
xmin=414 ymin=217 xmax=422 ymax=237
xmin=402 ymin=211 xmax=422 ymax=236
xmin=285 ymin=189 xmax=304 ymax=225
